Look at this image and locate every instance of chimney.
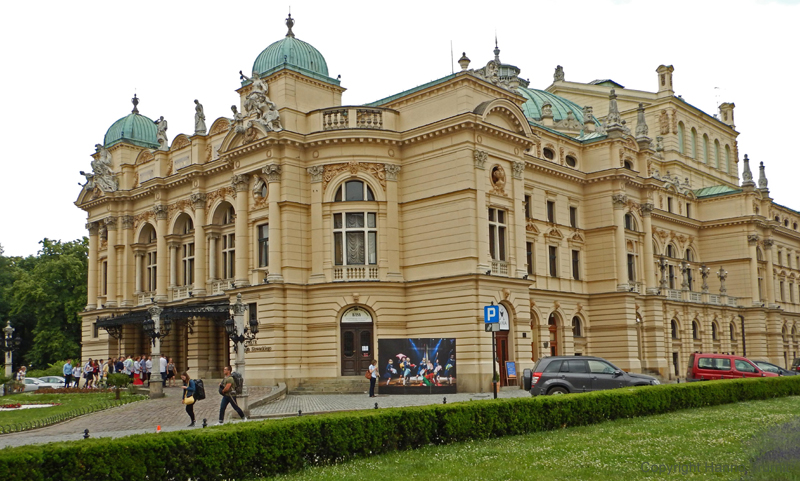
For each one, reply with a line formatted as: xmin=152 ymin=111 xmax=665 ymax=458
xmin=656 ymin=65 xmax=674 ymax=98
xmin=719 ymin=102 xmax=735 ymax=129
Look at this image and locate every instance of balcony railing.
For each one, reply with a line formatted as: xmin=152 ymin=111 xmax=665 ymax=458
xmin=356 ymin=109 xmax=383 ymax=129
xmin=323 ymin=109 xmax=348 ymax=130
xmin=727 ymin=296 xmax=739 ymax=307
xmin=666 ymin=289 xmax=682 ymax=301
xmin=333 ymin=266 xmax=379 ymax=281
xmin=137 ymin=292 xmax=155 ymax=306
xmin=173 ymin=286 xmax=191 ymax=301
xmin=689 ymin=292 xmax=703 ymax=303
xmin=211 ymin=279 xmax=234 ymax=295
xmin=320 ymin=107 xmax=387 ymax=131
xmin=708 ymin=294 xmax=720 ymax=305
xmin=491 ymin=260 xmax=509 ymax=276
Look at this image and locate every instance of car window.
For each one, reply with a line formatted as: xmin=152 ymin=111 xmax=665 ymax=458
xmin=561 ymin=360 xmax=588 ymax=373
xmin=543 ymin=360 xmax=562 ymax=373
xmin=698 ymin=357 xmax=730 ymax=370
xmin=756 ymin=363 xmax=778 ymax=373
xmin=587 ymin=360 xmax=616 ymax=374
xmin=734 ymin=360 xmax=756 ymax=373
xmin=24 ymin=379 xmax=35 ymax=384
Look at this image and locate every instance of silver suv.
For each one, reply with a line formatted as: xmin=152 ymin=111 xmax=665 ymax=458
xmin=522 ymin=356 xmax=660 ymax=396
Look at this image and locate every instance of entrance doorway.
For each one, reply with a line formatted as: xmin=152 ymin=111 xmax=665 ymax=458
xmin=496 ymin=330 xmax=510 ymax=386
xmin=548 ymin=314 xmax=559 ymax=356
xmin=340 ymin=306 xmax=374 ymax=376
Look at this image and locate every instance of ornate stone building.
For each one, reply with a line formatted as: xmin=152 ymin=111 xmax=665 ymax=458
xmin=77 ymin=16 xmax=800 ymax=391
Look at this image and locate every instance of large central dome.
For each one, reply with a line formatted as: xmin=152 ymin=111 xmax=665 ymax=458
xmin=252 ymin=14 xmax=329 ymax=78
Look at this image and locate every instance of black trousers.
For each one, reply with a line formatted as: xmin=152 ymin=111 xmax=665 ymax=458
xmin=64 ymin=375 xmax=72 ymax=388
xmin=369 ymin=377 xmax=376 ymax=397
xmin=185 ymin=403 xmax=195 ymax=423
xmin=219 ymin=395 xmax=245 ymax=422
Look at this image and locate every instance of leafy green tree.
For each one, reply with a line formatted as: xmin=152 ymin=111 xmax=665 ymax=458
xmin=7 ymin=238 xmax=87 ymax=367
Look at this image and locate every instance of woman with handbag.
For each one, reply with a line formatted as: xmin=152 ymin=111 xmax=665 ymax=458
xmin=181 ymin=372 xmax=197 ymax=427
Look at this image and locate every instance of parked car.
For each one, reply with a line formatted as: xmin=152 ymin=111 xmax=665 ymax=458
xmin=791 ymin=358 xmax=800 ymax=373
xmin=20 ymin=377 xmax=65 ymax=392
xmin=37 ymin=376 xmax=67 ymax=385
xmin=522 ymin=356 xmax=660 ymax=396
xmin=752 ymin=361 xmax=798 ymax=376
xmin=686 ymin=353 xmax=778 ymax=381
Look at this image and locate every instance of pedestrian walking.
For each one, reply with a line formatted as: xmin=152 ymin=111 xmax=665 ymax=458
xmin=167 ymin=358 xmax=177 ymax=387
xmin=72 ymin=364 xmax=81 ymax=388
xmin=368 ymin=359 xmax=378 ymax=397
xmin=159 ymin=354 xmax=168 ymax=385
xmin=217 ymin=365 xmax=246 ymax=425
xmin=181 ymin=372 xmax=197 ymax=427
xmin=63 ymin=359 xmax=73 ymax=389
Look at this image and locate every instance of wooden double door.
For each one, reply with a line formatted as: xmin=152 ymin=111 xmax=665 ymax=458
xmin=341 ymin=323 xmax=373 ymax=376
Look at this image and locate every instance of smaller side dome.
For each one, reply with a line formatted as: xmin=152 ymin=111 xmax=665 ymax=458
xmin=517 ymin=87 xmax=601 ymax=127
xmin=103 ymin=95 xmax=160 ymax=149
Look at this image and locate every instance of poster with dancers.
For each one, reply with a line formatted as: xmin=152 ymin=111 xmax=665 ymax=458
xmin=377 ymin=338 xmax=457 ymax=394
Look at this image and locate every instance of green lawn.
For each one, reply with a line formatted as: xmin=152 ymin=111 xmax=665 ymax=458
xmin=0 ymin=391 xmax=143 ymax=431
xmin=274 ymin=396 xmax=800 ymax=481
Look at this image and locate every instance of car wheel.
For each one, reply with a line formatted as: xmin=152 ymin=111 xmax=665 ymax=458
xmin=547 ymin=386 xmax=568 ymax=395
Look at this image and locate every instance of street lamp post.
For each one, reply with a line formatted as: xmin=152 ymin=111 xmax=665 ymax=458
xmin=224 ymin=293 xmax=258 ymax=415
xmin=142 ymin=301 xmax=170 ymax=399
xmin=3 ymin=320 xmax=21 ymax=378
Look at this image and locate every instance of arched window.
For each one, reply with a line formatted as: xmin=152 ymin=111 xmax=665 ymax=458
xmin=334 ymin=180 xmax=375 ymax=202
xmin=678 ymin=122 xmax=685 ymax=154
xmin=691 ymin=128 xmax=698 ymax=159
xmin=667 ymin=245 xmax=675 ymax=258
xmin=692 ymin=321 xmax=699 ymax=340
xmin=703 ymin=134 xmax=709 ymax=164
xmin=671 ymin=319 xmax=679 ymax=339
xmin=212 ymin=202 xmax=236 ymax=281
xmin=714 ymin=140 xmax=721 ymax=169
xmin=624 ymin=213 xmax=637 ymax=231
xmin=572 ymin=316 xmax=582 ymax=337
xmin=782 ymin=326 xmax=788 ymax=342
xmin=711 ymin=322 xmax=718 ymax=341
xmin=174 ymin=214 xmax=195 ymax=288
xmin=730 ymin=322 xmax=736 ymax=341
xmin=725 ymin=145 xmax=732 ymax=174
xmin=138 ymin=223 xmax=158 ymax=294
xmin=623 ymin=160 xmax=633 ymax=170
xmin=222 ymin=205 xmax=235 ymax=225
xmin=566 ymin=155 xmax=577 ymax=168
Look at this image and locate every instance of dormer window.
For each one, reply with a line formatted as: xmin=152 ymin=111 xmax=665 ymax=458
xmin=334 ymin=180 xmax=375 ymax=202
xmin=565 ymin=155 xmax=577 ymax=168
xmin=543 ymin=148 xmax=555 ymax=161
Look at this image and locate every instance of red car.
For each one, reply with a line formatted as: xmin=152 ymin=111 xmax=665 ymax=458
xmin=686 ymin=353 xmax=778 ymax=381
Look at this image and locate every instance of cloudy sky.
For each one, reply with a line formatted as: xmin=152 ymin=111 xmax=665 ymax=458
xmin=1 ymin=0 xmax=797 ymax=257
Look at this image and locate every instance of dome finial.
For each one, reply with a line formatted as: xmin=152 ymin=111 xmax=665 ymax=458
xmin=286 ymin=13 xmax=295 ymax=38
xmin=131 ymin=93 xmax=139 ymax=114
xmin=493 ymin=34 xmax=500 ymax=63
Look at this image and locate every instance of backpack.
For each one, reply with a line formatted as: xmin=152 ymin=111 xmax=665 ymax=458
xmin=193 ymin=379 xmax=206 ymax=401
xmin=231 ymin=372 xmax=244 ymax=396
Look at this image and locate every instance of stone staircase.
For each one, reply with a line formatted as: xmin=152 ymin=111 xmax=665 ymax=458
xmin=291 ymin=377 xmax=368 ymax=395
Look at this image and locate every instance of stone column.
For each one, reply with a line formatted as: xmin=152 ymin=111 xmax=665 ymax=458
xmin=474 ymin=150 xmax=490 ymax=274
xmin=154 ymin=205 xmax=169 ymax=302
xmin=385 ymin=164 xmax=403 ymax=280
xmin=748 ymin=235 xmax=761 ymax=304
xmin=612 ymin=193 xmax=629 ymax=291
xmin=191 ymin=193 xmax=207 ymax=296
xmin=232 ymin=174 xmax=251 ymax=287
xmin=512 ymin=161 xmax=527 ymax=278
xmin=105 ymin=217 xmax=118 ymax=307
xmin=168 ymin=240 xmax=180 ymax=289
xmin=307 ymin=166 xmax=325 ymax=283
xmin=133 ymin=248 xmax=145 ymax=295
xmin=120 ymin=216 xmax=134 ymax=307
xmin=641 ymin=203 xmax=657 ymax=293
xmin=207 ymin=233 xmax=219 ymax=281
xmin=148 ymin=302 xmax=165 ymax=399
xmin=264 ymin=164 xmax=283 ymax=282
xmin=764 ymin=239 xmax=775 ymax=305
xmin=86 ymin=222 xmax=100 ymax=309
xmin=231 ymin=293 xmax=249 ymax=415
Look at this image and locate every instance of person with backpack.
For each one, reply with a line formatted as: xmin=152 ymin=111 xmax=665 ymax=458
xmin=181 ymin=372 xmax=198 ymax=427
xmin=217 ymin=365 xmax=246 ymax=425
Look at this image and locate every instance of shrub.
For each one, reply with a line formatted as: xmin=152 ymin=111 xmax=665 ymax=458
xmin=107 ymin=374 xmax=131 ymax=400
xmin=0 ymin=376 xmax=798 ymax=481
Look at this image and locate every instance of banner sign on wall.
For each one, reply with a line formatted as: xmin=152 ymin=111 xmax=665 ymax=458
xmin=377 ymin=338 xmax=457 ymax=395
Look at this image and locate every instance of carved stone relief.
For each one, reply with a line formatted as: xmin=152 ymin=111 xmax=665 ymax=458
xmin=489 ymin=165 xmax=507 ymax=196
xmin=322 ymin=162 xmax=386 ymax=192
xmin=473 ymin=150 xmax=487 ymax=169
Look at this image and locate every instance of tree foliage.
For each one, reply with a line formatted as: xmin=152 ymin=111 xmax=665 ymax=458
xmin=0 ymin=239 xmax=87 ymax=369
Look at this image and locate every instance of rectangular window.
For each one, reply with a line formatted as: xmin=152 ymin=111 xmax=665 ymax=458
xmin=524 ymin=195 xmax=532 ymax=219
xmin=668 ymin=265 xmax=675 ymax=289
xmin=667 ymin=197 xmax=673 ymax=213
xmin=628 ymin=254 xmax=636 ymax=282
xmin=572 ymin=250 xmax=580 ymax=280
xmin=546 ymin=201 xmax=555 ymax=223
xmin=92 ymin=322 xmax=99 ymax=339
xmin=780 ymin=281 xmax=785 ymax=302
xmin=488 ymin=208 xmax=507 ymax=261
xmin=333 ymin=212 xmax=377 ymax=266
xmin=222 ymin=233 xmax=235 ymax=279
xmin=258 ymin=224 xmax=269 ymax=267
xmin=790 ymin=283 xmax=795 ymax=304
xmin=569 ymin=206 xmax=577 ymax=228
xmin=526 ymin=242 xmax=534 ymax=275
xmin=102 ymin=261 xmax=108 ymax=296
xmin=686 ymin=203 xmax=691 ymax=218
xmin=249 ymin=302 xmax=258 ymax=325
xmin=549 ymin=245 xmax=558 ymax=277
xmin=182 ymin=243 xmax=195 ymax=286
xmin=146 ymin=251 xmax=157 ymax=292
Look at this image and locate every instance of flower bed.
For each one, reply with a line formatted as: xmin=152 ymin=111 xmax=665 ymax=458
xmin=0 ymin=404 xmax=21 ymax=409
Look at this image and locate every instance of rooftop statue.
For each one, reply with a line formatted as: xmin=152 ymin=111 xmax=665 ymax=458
xmin=239 ymin=71 xmax=283 ymax=132
xmin=82 ymin=144 xmax=118 ymax=193
xmin=230 ymin=105 xmax=247 ymax=134
xmin=154 ymin=116 xmax=168 ymax=150
xmin=194 ymin=100 xmax=207 ymax=135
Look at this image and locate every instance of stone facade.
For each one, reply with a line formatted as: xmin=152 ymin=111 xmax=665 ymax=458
xmin=76 ymin=20 xmax=800 ymax=391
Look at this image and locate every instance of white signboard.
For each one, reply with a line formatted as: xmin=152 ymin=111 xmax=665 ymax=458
xmin=498 ymin=304 xmax=510 ymax=331
xmin=341 ymin=306 xmax=373 ymax=323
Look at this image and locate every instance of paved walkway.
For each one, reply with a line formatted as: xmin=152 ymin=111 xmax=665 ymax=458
xmin=0 ymin=387 xmax=529 ymax=449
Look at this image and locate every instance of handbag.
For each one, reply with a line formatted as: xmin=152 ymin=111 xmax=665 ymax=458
xmin=364 ymin=369 xmax=372 ymax=380
xmin=183 ymin=396 xmax=195 ymax=405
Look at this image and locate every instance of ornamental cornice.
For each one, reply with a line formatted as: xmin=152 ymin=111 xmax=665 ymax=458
xmin=86 ymin=221 xmax=100 ymax=235
xmin=649 ymin=212 xmax=702 ymax=229
xmin=524 ymin=157 xmax=585 ymax=184
xmin=321 ymin=162 xmax=386 ymax=192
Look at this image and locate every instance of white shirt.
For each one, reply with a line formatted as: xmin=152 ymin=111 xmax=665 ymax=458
xmin=146 ymin=360 xmax=153 ymax=372
xmin=159 ymin=357 xmax=167 ymax=373
xmin=369 ymin=364 xmax=377 ymax=378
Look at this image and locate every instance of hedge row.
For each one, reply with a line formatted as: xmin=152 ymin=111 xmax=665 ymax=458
xmin=1 ymin=377 xmax=799 ymax=481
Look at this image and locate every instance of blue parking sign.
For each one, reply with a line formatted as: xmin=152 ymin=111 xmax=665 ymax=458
xmin=484 ymin=305 xmax=499 ymax=324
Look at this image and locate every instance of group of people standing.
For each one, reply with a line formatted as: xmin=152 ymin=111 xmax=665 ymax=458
xmin=60 ymin=355 xmax=178 ymax=388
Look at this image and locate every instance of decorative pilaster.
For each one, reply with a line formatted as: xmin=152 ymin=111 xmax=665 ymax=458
xmin=384 ymin=164 xmax=401 ymax=181
xmin=232 ymin=174 xmax=251 ymax=287
xmin=263 ymin=164 xmax=283 ymax=282
xmin=308 ymin=167 xmax=324 ymax=282
xmin=104 ymin=217 xmax=118 ymax=308
xmin=641 ymin=203 xmax=656 ymax=293
xmin=120 ymin=216 xmax=134 ymax=306
xmin=190 ymin=193 xmax=207 ymax=295
xmin=748 ymin=234 xmax=761 ymax=303
xmin=612 ymin=193 xmax=629 ymax=291
xmin=154 ymin=204 xmax=168 ymax=302
xmin=384 ymin=164 xmax=402 ymax=280
xmin=764 ymin=239 xmax=775 ymax=305
xmin=86 ymin=221 xmax=100 ymax=309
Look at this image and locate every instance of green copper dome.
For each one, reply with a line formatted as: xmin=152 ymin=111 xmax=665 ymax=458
xmin=252 ymin=36 xmax=329 ymax=77
xmin=517 ymin=87 xmax=601 ymax=126
xmin=104 ymin=96 xmax=159 ymax=149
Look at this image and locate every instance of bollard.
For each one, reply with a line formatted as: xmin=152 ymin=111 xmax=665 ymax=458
xmin=298 ymin=409 xmax=302 ymax=416
xmin=157 ymin=425 xmax=161 ymax=433
xmin=202 ymin=418 xmax=207 ymax=428
xmin=83 ymin=429 xmax=90 ymax=439
xmin=677 ymin=378 xmax=680 ymax=383
xmin=374 ymin=403 xmax=378 ymax=409
xmin=443 ymin=397 xmax=447 ymax=404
